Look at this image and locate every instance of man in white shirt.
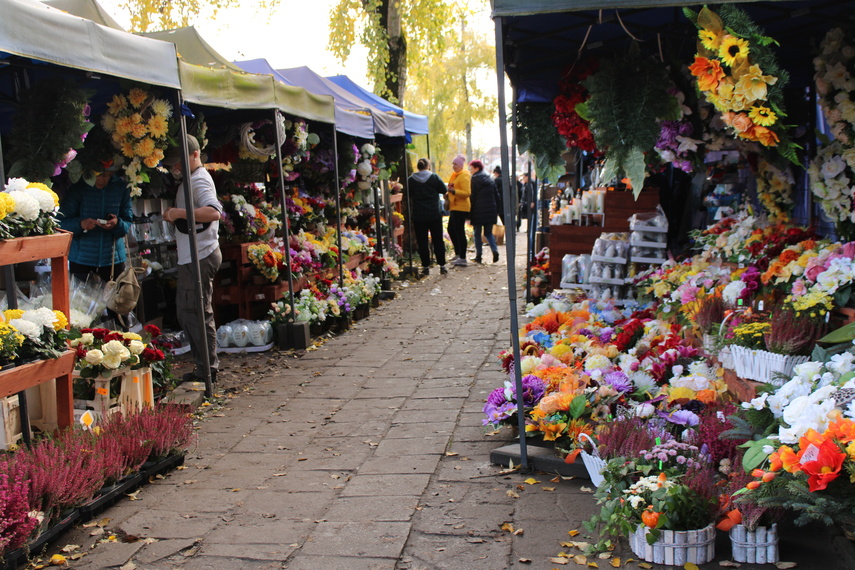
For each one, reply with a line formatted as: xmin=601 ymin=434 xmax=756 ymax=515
xmin=162 ymin=135 xmax=223 ymax=383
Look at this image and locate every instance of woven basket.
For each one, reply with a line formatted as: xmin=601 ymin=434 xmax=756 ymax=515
xmin=629 ymin=524 xmax=716 ymax=565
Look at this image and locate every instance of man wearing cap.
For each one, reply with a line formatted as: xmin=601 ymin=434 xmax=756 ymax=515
xmin=446 ymin=154 xmax=471 ymax=266
xmin=162 ymin=135 xmax=223 ymax=384
xmin=59 ymin=160 xmax=134 ymax=283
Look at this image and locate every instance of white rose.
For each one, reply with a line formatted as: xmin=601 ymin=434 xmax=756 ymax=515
xmin=361 ymin=143 xmax=375 ymax=156
xmin=635 ymin=402 xmax=655 ymax=418
xmin=793 ymin=361 xmax=824 ymax=382
xmin=102 ymin=339 xmax=130 ymax=359
xmin=782 ymin=395 xmax=812 ymax=427
xmin=128 ymin=340 xmax=145 ymax=355
xmin=84 ymin=349 xmax=104 ymax=365
xmin=356 ymin=161 xmax=373 ymax=177
xmin=7 ymin=191 xmax=40 ymax=221
xmin=80 ymin=332 xmax=95 ymax=346
xmin=102 ymin=354 xmax=122 ymax=370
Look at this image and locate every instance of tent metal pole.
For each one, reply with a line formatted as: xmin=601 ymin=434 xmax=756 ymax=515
xmin=332 ymin=128 xmax=345 ymax=288
xmin=402 ymin=146 xmax=415 ymax=276
xmin=493 ymin=14 xmax=527 ymax=470
xmin=525 ymin=163 xmax=533 ymax=304
xmin=173 ymin=90 xmax=213 ymax=399
xmin=272 ymin=110 xmax=296 ymax=314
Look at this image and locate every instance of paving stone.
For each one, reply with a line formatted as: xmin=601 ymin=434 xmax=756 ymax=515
xmin=357 ymin=455 xmax=442 ymax=475
xmin=282 ymin=554 xmax=397 ymax=569
xmin=132 ymin=537 xmax=199 ymax=564
xmin=235 ymin=491 xmax=334 ymax=521
xmin=323 ymin=495 xmax=418 ymax=522
xmin=120 ymin=509 xmax=221 ymax=539
xmin=373 ymin=436 xmax=449 ymax=456
xmin=300 ymin=521 xmax=410 ymax=558
xmin=339 ymin=473 xmax=431 ymax=497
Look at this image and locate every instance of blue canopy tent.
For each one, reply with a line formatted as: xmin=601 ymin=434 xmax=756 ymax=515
xmin=234 ymin=58 xmax=374 ymax=139
xmin=275 ymin=66 xmax=405 ymax=139
xmin=326 ymin=74 xmax=429 ymax=137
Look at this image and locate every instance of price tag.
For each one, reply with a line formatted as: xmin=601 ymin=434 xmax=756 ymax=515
xmin=800 ymin=444 xmax=820 ymax=464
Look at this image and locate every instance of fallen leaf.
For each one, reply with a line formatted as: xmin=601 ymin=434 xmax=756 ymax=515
xmin=639 ymin=563 xmax=653 ymax=569
xmin=501 ymin=523 xmax=515 ymax=533
xmin=89 ymin=527 xmax=105 ymax=536
xmin=97 ymin=518 xmax=111 ymax=527
xmin=574 ymin=554 xmax=587 ymax=564
xmin=273 ymin=472 xmax=287 ymax=477
xmin=60 ymin=545 xmax=80 ymax=553
xmin=610 ymin=559 xmax=620 ymax=568
xmin=587 ymin=563 xmax=599 ymax=568
xmin=127 ymin=490 xmax=141 ymax=500
xmin=542 ymin=486 xmax=556 ymax=491
xmin=775 ymin=563 xmax=797 ymax=570
xmin=506 ymin=490 xmax=519 ymax=498
xmin=69 ymin=553 xmax=87 ymax=561
xmin=524 ymin=478 xmax=540 ymax=485
xmin=49 ymin=554 xmax=67 ymax=566
xmin=513 ymin=528 xmax=524 ymax=536
xmin=684 ymin=564 xmax=699 ymax=570
xmin=519 ymin=558 xmax=532 ymax=563
xmin=597 ymin=553 xmax=611 ymax=560
xmin=176 ymin=465 xmax=186 ymax=470
xmin=549 ymin=558 xmax=569 ymax=565
xmin=120 ymin=561 xmax=136 ymax=570
xmin=551 ymin=475 xmax=561 ymax=483
xmin=445 ymin=452 xmax=459 ymax=456
xmin=568 ymin=529 xmax=580 ymax=537
xmin=719 ymin=562 xmax=741 ymax=568
xmin=580 ymin=486 xmax=594 ymax=493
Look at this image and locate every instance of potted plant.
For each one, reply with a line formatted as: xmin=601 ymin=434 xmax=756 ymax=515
xmin=268 ymin=297 xmax=293 ymax=350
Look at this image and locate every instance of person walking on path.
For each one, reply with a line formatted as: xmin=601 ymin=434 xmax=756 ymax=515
xmin=446 ymin=154 xmax=471 ymax=267
xmin=408 ymin=157 xmax=448 ymax=276
xmin=492 ymin=165 xmax=506 ymax=226
xmin=58 ymin=162 xmax=134 ymax=284
xmin=517 ymin=172 xmax=535 ymax=232
xmin=468 ymin=160 xmax=500 ymax=264
xmin=162 ymin=135 xmax=223 ymax=384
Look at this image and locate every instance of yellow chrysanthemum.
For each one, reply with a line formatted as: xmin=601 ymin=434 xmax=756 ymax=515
xmin=120 ymin=141 xmax=135 ymax=159
xmin=106 ymin=94 xmax=127 ymax=115
xmin=749 ymin=105 xmax=777 ymax=127
xmin=131 ymin=122 xmax=147 ymax=140
xmin=114 ymin=117 xmax=134 ymax=137
xmin=53 ymin=310 xmax=68 ymax=331
xmin=134 ymin=137 xmax=156 ymax=159
xmin=3 ymin=309 xmax=23 ymax=322
xmin=718 ymin=35 xmax=750 ymax=66
xmin=699 ymin=29 xmax=722 ymax=51
xmin=150 ymin=98 xmax=173 ymax=119
xmin=128 ymin=88 xmax=148 ymax=109
xmin=147 ymin=115 xmax=169 ymax=139
xmin=0 ymin=193 xmax=15 ymax=221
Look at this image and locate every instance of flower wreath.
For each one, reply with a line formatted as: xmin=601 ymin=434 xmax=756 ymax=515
xmin=247 ymin=243 xmax=285 ymax=282
xmin=685 ymin=5 xmax=799 ymax=165
xmin=239 ymin=118 xmax=286 ymax=162
xmin=101 ymin=86 xmax=174 ymax=197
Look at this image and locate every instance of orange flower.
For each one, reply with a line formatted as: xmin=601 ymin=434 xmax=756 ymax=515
xmin=689 ymin=57 xmax=726 ymax=92
xmin=774 ymin=445 xmax=803 ymax=474
xmin=695 ymin=389 xmax=718 ymax=404
xmin=800 ymin=439 xmax=846 ymax=492
xmin=826 ymin=417 xmax=855 ymax=443
xmin=746 ymin=125 xmax=780 ymax=147
xmin=716 ymin=509 xmax=743 ymax=532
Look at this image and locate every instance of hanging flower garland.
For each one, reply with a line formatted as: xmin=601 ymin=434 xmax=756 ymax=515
xmin=551 ymin=59 xmax=599 ymax=154
xmin=808 ymin=140 xmax=855 ymax=241
xmin=685 ymin=5 xmax=798 ymax=165
xmin=101 ymin=86 xmax=174 ymax=197
xmin=814 ymin=28 xmax=855 ymax=145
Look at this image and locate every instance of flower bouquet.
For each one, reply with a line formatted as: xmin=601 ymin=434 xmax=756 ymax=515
xmin=0 ymin=178 xmax=61 ymax=239
xmin=482 ymin=375 xmax=546 ymax=431
xmin=0 ymin=307 xmax=69 ymax=366
xmin=70 ymin=329 xmax=145 ymax=380
xmin=247 ymin=243 xmax=285 ymax=283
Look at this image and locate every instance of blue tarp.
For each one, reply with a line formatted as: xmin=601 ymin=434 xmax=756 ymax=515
xmin=276 ymin=66 xmax=405 ymax=139
xmin=326 ymin=75 xmax=429 ymax=136
xmin=234 ymin=58 xmax=375 ymax=139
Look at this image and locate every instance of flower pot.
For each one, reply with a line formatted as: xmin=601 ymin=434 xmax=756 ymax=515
xmin=274 ymin=324 xmax=290 ymax=350
xmin=578 ymin=434 xmax=606 ymax=488
xmin=629 ymin=523 xmax=715 ymax=565
xmin=371 ymin=295 xmax=380 ymax=308
xmin=309 ymin=322 xmax=322 ymax=337
xmin=730 ymin=523 xmax=779 ymax=563
xmin=730 ymin=346 xmax=809 ymax=386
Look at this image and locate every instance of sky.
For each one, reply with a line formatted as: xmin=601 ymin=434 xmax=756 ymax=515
xmin=95 ymin=0 xmax=502 ymax=150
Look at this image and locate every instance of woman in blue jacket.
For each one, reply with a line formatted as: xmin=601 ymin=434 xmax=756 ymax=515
xmin=58 ymin=165 xmax=134 ymax=283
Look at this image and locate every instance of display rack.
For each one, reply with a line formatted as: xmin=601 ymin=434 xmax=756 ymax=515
xmin=0 ymin=232 xmax=75 ymax=428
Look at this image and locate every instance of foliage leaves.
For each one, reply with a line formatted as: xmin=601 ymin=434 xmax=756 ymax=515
xmin=581 ymin=45 xmax=674 ymax=191
xmin=118 ymin=0 xmax=281 ymax=33
xmin=515 ymin=103 xmax=567 ymax=183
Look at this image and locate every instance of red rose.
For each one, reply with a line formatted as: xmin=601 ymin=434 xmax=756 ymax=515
xmin=144 ymin=324 xmax=162 ymax=338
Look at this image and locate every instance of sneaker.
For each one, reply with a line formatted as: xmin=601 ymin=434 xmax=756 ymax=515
xmin=471 ymin=257 xmax=482 ymax=264
xmin=421 ymin=267 xmax=430 ymax=277
xmin=492 ymin=251 xmax=500 ymax=263
xmin=449 ymin=255 xmax=459 ymax=262
xmin=453 ymin=258 xmax=468 ymax=267
xmin=183 ymin=370 xmax=217 ymax=384
xmin=440 ymin=265 xmax=448 ymax=274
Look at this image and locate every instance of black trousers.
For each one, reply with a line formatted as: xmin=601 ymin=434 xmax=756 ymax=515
xmin=413 ymin=218 xmax=446 ymax=268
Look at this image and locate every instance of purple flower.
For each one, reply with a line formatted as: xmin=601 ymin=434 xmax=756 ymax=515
xmin=658 ymin=409 xmax=700 ymax=427
xmin=603 ymin=371 xmax=632 ymax=393
xmin=482 ymin=401 xmax=516 ymax=426
xmin=486 ymin=387 xmax=508 ymax=408
xmin=518 ymin=375 xmax=546 ymax=407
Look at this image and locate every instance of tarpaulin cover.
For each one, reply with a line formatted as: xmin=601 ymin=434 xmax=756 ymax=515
xmin=1 ymin=0 xmax=180 ymax=88
xmin=277 ymin=66 xmax=405 ymax=138
xmin=142 ymin=27 xmax=244 ymax=72
xmin=236 ymin=59 xmax=374 ymax=138
xmin=326 ymin=74 xmax=429 ymax=135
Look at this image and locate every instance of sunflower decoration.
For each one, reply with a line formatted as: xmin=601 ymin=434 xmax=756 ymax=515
xmin=685 ymin=5 xmax=799 ymax=165
xmin=101 ymin=86 xmax=175 ymax=197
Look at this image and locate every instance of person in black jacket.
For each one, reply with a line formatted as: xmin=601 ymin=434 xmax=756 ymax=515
xmin=492 ymin=165 xmax=505 ymax=225
xmin=408 ymin=158 xmax=448 ymax=275
xmin=468 ymin=160 xmax=500 ymax=264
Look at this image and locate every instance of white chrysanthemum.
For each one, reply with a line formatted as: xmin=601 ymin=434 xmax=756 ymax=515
xmin=102 ymin=339 xmax=130 ymax=359
xmin=360 ymin=143 xmax=375 ymax=156
xmin=520 ymin=355 xmax=542 ymax=374
xmin=722 ymin=280 xmax=745 ymax=305
xmin=793 ymin=361 xmax=824 ymax=382
xmin=584 ymin=354 xmax=611 ymax=372
xmin=84 ymin=349 xmax=104 ymax=365
xmin=22 ymin=307 xmax=57 ymax=330
xmin=356 ymin=161 xmax=373 ymax=177
xmin=128 ymin=340 xmax=145 ymax=355
xmin=23 ymin=188 xmax=56 ymax=212
xmin=7 ymin=191 xmax=39 ymax=221
xmin=671 ymin=373 xmax=712 ymax=392
xmin=629 ymin=371 xmax=657 ymax=394
xmin=150 ymin=98 xmax=173 ymax=119
xmin=69 ymin=308 xmax=94 ymax=329
xmin=102 ymin=354 xmax=122 ymax=370
xmin=9 ymin=318 xmax=40 ymax=340
xmin=4 ymin=178 xmax=28 ymax=193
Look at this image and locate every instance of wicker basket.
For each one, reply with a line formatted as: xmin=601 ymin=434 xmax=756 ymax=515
xmin=578 ymin=433 xmax=607 ymax=488
xmin=729 ymin=346 xmax=809 ymax=386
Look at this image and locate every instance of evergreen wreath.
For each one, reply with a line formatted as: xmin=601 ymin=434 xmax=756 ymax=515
xmin=515 ymin=102 xmax=567 ymax=183
xmin=7 ymin=79 xmax=93 ymax=183
xmin=577 ymin=44 xmax=678 ymax=197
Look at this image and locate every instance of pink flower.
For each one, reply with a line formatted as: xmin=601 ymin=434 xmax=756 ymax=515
xmin=792 ymin=279 xmax=807 ymax=297
xmin=841 ymin=242 xmax=855 ymax=260
xmin=806 ymin=265 xmax=825 ymax=282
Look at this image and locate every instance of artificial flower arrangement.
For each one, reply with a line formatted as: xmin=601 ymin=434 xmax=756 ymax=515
xmin=218 ymin=183 xmax=281 ymax=242
xmin=279 ymin=119 xmax=319 ymax=182
xmin=6 ymin=79 xmax=94 ymax=183
xmin=529 ymin=247 xmax=550 ymax=298
xmin=653 ymin=84 xmax=706 ymax=174
xmin=0 ymin=308 xmax=69 ymax=366
xmin=0 ymin=178 xmax=61 ymax=239
xmin=685 ymin=5 xmax=799 ymax=165
xmin=341 ymin=230 xmax=372 ymax=258
xmin=755 ymin=158 xmax=795 ymax=223
xmin=268 ymin=297 xmax=294 ymax=326
xmin=69 ymin=328 xmax=147 ymax=379
xmin=292 ymin=289 xmax=328 ymax=325
xmin=551 ymin=58 xmax=599 ymax=154
xmin=365 ymin=252 xmax=400 ymax=280
xmin=285 ymin=189 xmax=330 ymax=232
xmin=814 ymin=28 xmax=855 ymax=147
xmin=247 ymin=243 xmax=285 ymax=282
xmin=808 ymin=140 xmax=855 ymax=241
xmin=101 ymin=86 xmax=174 ymax=197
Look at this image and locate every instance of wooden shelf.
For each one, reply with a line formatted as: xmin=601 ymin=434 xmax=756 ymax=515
xmin=389 ymin=192 xmax=403 ymax=204
xmin=0 ymin=351 xmax=75 ymax=399
xmin=345 ymin=252 xmax=367 ymax=271
xmin=0 ymin=231 xmax=71 ymax=264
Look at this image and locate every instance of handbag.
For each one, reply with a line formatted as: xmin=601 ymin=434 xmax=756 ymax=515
xmin=106 ymin=238 xmax=143 ymax=315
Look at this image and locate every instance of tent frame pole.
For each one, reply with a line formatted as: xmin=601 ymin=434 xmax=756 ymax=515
xmin=493 ymin=15 xmax=527 ymax=470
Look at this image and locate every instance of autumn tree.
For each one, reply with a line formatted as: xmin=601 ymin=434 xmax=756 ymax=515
xmin=109 ymin=0 xmax=279 ymax=32
xmin=328 ymin=0 xmax=451 ymax=104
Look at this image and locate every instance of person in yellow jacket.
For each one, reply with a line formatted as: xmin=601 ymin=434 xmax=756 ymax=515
xmin=446 ymin=154 xmax=471 ymax=266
